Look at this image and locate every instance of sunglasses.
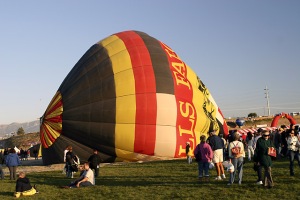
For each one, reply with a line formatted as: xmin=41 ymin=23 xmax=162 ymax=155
xmin=263 ymin=135 xmax=270 ymax=137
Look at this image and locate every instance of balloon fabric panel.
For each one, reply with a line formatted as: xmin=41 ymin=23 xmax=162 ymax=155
xmin=115 ymin=31 xmax=157 ymax=156
xmin=99 ymin=34 xmax=136 ymax=160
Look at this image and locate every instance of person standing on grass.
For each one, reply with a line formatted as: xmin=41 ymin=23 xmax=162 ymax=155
xmin=227 ymin=133 xmax=245 ymax=185
xmin=33 ymin=148 xmax=38 ymax=160
xmin=62 ymin=145 xmax=70 ymax=174
xmin=5 ymin=148 xmax=21 ymax=180
xmin=280 ymin=125 xmax=288 ymax=157
xmin=66 ymin=146 xmax=77 ymax=178
xmin=246 ymin=132 xmax=254 ymax=161
xmin=194 ymin=135 xmax=213 ymax=181
xmin=207 ymin=130 xmax=226 ymax=180
xmin=88 ymin=149 xmax=102 ymax=177
xmin=273 ymin=128 xmax=282 ymax=159
xmin=287 ymin=129 xmax=300 ymax=176
xmin=185 ymin=142 xmax=192 ymax=164
xmin=253 ymin=130 xmax=275 ymax=189
xmin=252 ymin=129 xmax=263 ymax=185
xmin=0 ymin=151 xmax=4 ymax=180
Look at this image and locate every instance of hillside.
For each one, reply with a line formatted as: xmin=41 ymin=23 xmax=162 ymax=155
xmin=0 ymin=132 xmax=40 ymax=150
xmin=0 ymin=120 xmax=40 ymax=138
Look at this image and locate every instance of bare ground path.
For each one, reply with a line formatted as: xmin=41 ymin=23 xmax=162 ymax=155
xmin=2 ymin=157 xmax=65 ymax=175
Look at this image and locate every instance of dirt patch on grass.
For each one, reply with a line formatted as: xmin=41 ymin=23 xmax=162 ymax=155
xmin=2 ymin=158 xmax=65 ymax=175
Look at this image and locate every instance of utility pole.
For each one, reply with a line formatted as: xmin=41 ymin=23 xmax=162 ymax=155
xmin=264 ymin=85 xmax=271 ymax=116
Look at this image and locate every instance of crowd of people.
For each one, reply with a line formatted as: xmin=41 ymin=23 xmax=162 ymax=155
xmin=0 ymin=124 xmax=299 ymax=197
xmin=189 ymin=124 xmax=300 ymax=189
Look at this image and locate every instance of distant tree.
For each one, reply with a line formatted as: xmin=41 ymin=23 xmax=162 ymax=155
xmin=17 ymin=127 xmax=25 ymax=135
xmin=248 ymin=113 xmax=258 ymax=118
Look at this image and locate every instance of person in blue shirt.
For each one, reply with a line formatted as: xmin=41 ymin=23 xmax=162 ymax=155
xmin=207 ymin=130 xmax=226 ymax=180
xmin=5 ymin=148 xmax=21 ymax=180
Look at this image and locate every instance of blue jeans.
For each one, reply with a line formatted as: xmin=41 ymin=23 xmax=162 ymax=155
xmin=289 ymin=150 xmax=300 ymax=175
xmin=198 ymin=161 xmax=209 ymax=177
xmin=187 ymin=156 xmax=192 ymax=164
xmin=229 ymin=157 xmax=244 ymax=184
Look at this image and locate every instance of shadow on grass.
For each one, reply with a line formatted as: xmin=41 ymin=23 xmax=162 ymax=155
xmin=0 ymin=192 xmax=13 ymax=197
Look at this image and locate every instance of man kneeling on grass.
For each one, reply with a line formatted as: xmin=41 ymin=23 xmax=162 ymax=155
xmin=65 ymin=162 xmax=95 ymax=188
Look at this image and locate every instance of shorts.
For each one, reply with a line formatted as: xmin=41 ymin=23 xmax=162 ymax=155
xmin=212 ymin=149 xmax=223 ymax=163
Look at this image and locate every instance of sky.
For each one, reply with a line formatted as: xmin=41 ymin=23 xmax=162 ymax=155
xmin=0 ymin=0 xmax=300 ymax=124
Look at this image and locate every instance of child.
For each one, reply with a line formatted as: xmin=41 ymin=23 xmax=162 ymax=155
xmin=185 ymin=142 xmax=192 ymax=164
xmin=14 ymin=172 xmax=38 ymax=198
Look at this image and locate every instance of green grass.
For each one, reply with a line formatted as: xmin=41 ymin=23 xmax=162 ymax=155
xmin=0 ymin=158 xmax=298 ymax=200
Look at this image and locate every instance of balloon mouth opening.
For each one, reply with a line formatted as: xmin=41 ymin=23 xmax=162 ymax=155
xmin=40 ymin=91 xmax=63 ymax=148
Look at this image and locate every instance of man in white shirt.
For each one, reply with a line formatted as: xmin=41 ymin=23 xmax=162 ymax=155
xmin=76 ymin=162 xmax=95 ymax=187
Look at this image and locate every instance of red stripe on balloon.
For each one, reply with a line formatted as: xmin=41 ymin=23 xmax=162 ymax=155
xmin=159 ymin=42 xmax=197 ymax=158
xmin=218 ymin=108 xmax=229 ymax=136
xmin=115 ymin=31 xmax=157 ymax=155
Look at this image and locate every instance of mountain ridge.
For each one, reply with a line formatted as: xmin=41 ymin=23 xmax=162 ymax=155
xmin=0 ymin=120 xmax=40 ymax=138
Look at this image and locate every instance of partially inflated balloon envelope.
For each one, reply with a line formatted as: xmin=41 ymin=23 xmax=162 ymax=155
xmin=40 ymin=31 xmax=228 ymax=165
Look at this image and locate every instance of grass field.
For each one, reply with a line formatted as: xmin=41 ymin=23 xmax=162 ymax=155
xmin=0 ymin=158 xmax=299 ymax=200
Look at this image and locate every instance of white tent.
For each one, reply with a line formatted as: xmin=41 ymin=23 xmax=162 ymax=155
xmin=14 ymin=146 xmax=20 ymax=153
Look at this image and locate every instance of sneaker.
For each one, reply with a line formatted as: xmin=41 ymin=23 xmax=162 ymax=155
xmin=227 ymin=183 xmax=232 ymax=186
xmin=256 ymin=181 xmax=263 ymax=185
xmin=221 ymin=174 xmax=226 ymax=179
xmin=34 ymin=184 xmax=39 ymax=193
xmin=215 ymin=176 xmax=222 ymax=180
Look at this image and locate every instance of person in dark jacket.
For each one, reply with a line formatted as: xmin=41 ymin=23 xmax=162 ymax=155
xmin=88 ymin=149 xmax=102 ymax=177
xmin=14 ymin=172 xmax=38 ymax=198
xmin=0 ymin=151 xmax=4 ymax=179
xmin=65 ymin=146 xmax=78 ymax=178
xmin=253 ymin=130 xmax=275 ymax=189
xmin=5 ymin=148 xmax=21 ymax=180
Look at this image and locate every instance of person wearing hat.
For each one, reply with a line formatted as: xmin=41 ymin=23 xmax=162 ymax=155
xmin=253 ymin=130 xmax=275 ymax=189
xmin=207 ymin=130 xmax=226 ymax=180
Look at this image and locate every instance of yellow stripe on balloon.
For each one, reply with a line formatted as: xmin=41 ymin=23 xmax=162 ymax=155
xmin=99 ymin=35 xmax=136 ymax=160
xmin=40 ymin=91 xmax=63 ymax=148
xmin=45 ymin=121 xmax=62 ymax=134
xmin=186 ymin=64 xmax=211 ymax=144
xmin=44 ymin=108 xmax=63 ymax=120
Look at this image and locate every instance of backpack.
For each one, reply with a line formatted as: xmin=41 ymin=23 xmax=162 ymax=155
xmin=231 ymin=142 xmax=241 ymax=156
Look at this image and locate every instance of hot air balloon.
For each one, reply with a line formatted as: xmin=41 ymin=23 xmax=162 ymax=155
xmin=236 ymin=118 xmax=245 ymax=128
xmin=40 ymin=31 xmax=228 ymax=165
